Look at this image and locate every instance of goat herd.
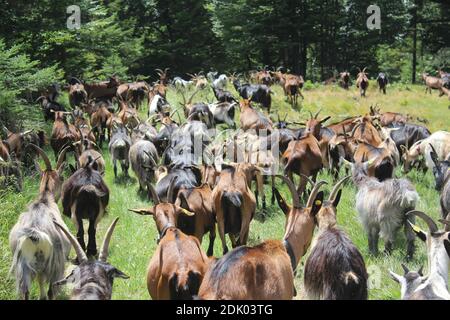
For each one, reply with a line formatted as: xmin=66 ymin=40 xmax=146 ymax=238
xmin=2 ymin=68 xmax=450 ymax=300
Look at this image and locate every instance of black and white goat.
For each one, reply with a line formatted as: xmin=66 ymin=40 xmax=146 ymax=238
xmin=429 ymin=145 xmax=450 ymax=219
xmin=9 ymin=145 xmax=70 ymax=299
xmin=304 ymin=176 xmax=368 ymax=300
xmin=390 ymin=211 xmax=450 ymax=300
xmin=53 ymin=217 xmax=129 ymax=300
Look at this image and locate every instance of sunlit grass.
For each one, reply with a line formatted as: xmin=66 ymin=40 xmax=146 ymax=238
xmin=0 ymin=82 xmax=448 ymax=299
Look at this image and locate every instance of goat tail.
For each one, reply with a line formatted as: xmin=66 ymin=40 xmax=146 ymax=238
xmin=79 ymin=185 xmax=107 ymax=198
xmin=10 ymin=228 xmax=53 ymax=277
xmin=169 ymin=271 xmax=202 ymax=300
xmin=342 ymin=271 xmax=359 ymax=285
xmin=223 ymin=191 xmax=243 ymax=208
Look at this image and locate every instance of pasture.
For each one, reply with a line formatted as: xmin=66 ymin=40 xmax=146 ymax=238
xmin=0 ymin=81 xmax=448 ymax=300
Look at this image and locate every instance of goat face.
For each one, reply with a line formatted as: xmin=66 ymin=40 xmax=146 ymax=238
xmin=389 ymin=265 xmax=424 ymax=299
xmin=430 ymin=147 xmax=450 ymax=191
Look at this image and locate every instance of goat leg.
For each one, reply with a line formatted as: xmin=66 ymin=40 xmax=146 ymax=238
xmin=87 ymin=218 xmax=98 ymax=257
xmin=113 ymin=159 xmax=118 ymax=178
xmin=75 ymin=216 xmax=86 ymax=253
xmin=217 ymin=215 xmax=228 ymax=255
xmin=207 ymin=228 xmax=215 ymax=257
xmin=368 ymin=227 xmax=379 ymax=256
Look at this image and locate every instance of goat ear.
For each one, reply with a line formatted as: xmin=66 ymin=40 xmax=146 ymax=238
xmin=310 ymin=191 xmax=324 ymax=216
xmin=320 ymin=116 xmax=331 ymax=124
xmin=408 ymin=221 xmax=427 ymax=242
xmin=273 ymin=188 xmax=291 ymax=215
xmin=389 ymin=271 xmax=403 ymax=284
xmin=332 ymin=189 xmax=342 ymax=208
xmin=128 ymin=208 xmax=154 ymax=216
xmin=429 ymin=144 xmax=439 ymax=167
xmin=111 ymin=268 xmax=130 ymax=279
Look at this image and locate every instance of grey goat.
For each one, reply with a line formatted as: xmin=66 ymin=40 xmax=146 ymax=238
xmin=109 ymin=123 xmax=131 ymax=178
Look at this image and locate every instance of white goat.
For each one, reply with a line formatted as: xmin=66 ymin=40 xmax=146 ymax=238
xmin=212 ymin=74 xmax=228 ymax=90
xmin=347 ymin=159 xmax=419 ymax=259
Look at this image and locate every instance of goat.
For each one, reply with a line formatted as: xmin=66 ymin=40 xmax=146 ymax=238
xmin=70 ymin=76 xmax=120 ymax=100
xmin=208 ymin=102 xmax=236 ymax=128
xmin=350 ymin=115 xmax=383 ymax=146
xmin=255 ymin=70 xmax=272 ymax=86
xmin=197 ymin=177 xmax=326 ymax=300
xmin=36 ymin=94 xmax=65 ymax=122
xmin=187 ymin=103 xmax=215 ymax=129
xmin=212 ymin=163 xmax=258 ymax=254
xmin=283 ymin=74 xmax=304 ymax=106
xmin=304 ymin=176 xmax=368 ymax=300
xmin=2 ymin=127 xmax=33 ymax=160
xmin=155 ymin=68 xmax=170 ymax=86
xmin=376 ymin=73 xmax=389 ymax=94
xmin=347 ymin=159 xmax=418 ymax=259
xmin=356 ymin=68 xmax=369 ymax=97
xmin=68 ymin=82 xmax=88 ymax=109
xmin=74 ymin=134 xmax=105 ymax=175
xmin=239 ymin=99 xmax=273 ymax=132
xmin=90 ymin=101 xmax=112 ymax=147
xmin=212 ymin=74 xmax=228 ymax=89
xmin=391 ymin=211 xmax=450 ymax=299
xmin=117 ymin=100 xmax=139 ymax=129
xmin=130 ymin=184 xmax=208 ymax=300
xmin=50 ymin=111 xmax=80 ymax=159
xmin=353 ymin=140 xmax=395 ymax=181
xmin=212 ymin=85 xmax=237 ymax=104
xmin=189 ymin=73 xmax=209 ymax=90
xmin=429 ymin=145 xmax=450 ymax=219
xmin=9 ymin=144 xmax=70 ymax=300
xmin=233 ymin=79 xmax=272 ymax=113
xmin=173 ymin=77 xmax=194 ymax=90
xmin=401 ymin=131 xmax=450 ymax=173
xmin=61 ymin=156 xmax=109 ymax=257
xmin=369 ymin=105 xmax=409 ymax=126
xmin=389 ymin=264 xmax=424 ymax=300
xmin=156 ymin=165 xmax=202 ymax=203
xmin=422 ymin=73 xmax=444 ymax=95
xmin=282 ymin=133 xmax=323 ymax=199
xmin=52 ymin=217 xmax=129 ymax=300
xmin=175 ymin=184 xmax=216 ymax=256
xmin=148 ymin=93 xmax=170 ymax=117
xmin=109 ymin=122 xmax=132 ymax=178
xmin=339 ymin=72 xmax=351 ymax=89
xmin=129 ymin=139 xmax=159 ymax=192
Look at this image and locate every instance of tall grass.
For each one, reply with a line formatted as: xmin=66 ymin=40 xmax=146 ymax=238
xmin=0 ymin=82 xmax=448 ymax=300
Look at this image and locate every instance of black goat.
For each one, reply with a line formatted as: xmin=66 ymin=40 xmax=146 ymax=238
xmin=156 ymin=165 xmax=202 ymax=203
xmin=233 ymin=79 xmax=272 ymax=113
xmin=212 ymin=86 xmax=237 ymax=104
xmin=61 ymin=156 xmax=109 ymax=257
xmin=53 ymin=217 xmax=129 ymax=300
xmin=304 ymin=176 xmax=368 ymax=300
xmin=36 ymin=95 xmax=66 ymax=122
xmin=377 ymin=73 xmax=389 ymax=94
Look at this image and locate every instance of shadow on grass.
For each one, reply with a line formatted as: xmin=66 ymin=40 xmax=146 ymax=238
xmin=114 ymin=175 xmax=136 ymax=185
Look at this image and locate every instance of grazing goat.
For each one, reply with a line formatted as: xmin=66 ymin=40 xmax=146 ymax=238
xmin=422 ymin=73 xmax=444 ymax=95
xmin=233 ymin=79 xmax=272 ymax=113
xmin=356 ymin=68 xmax=369 ymax=97
xmin=53 ymin=218 xmax=129 ymax=300
xmin=130 ymin=184 xmax=208 ymax=300
xmin=347 ymin=159 xmax=418 ymax=259
xmin=212 ymin=163 xmax=258 ymax=254
xmin=304 ymin=176 xmax=368 ymax=300
xmin=109 ymin=123 xmax=132 ymax=178
xmin=62 ymin=156 xmax=109 ymax=257
xmin=197 ymin=177 xmax=325 ymax=300
xmin=390 ymin=211 xmax=450 ymax=300
xmin=9 ymin=144 xmax=70 ymax=300
xmin=339 ymin=72 xmax=351 ymax=89
xmin=401 ymin=131 xmax=450 ymax=173
xmin=175 ymin=184 xmax=216 ymax=256
xmin=376 ymin=73 xmax=389 ymax=94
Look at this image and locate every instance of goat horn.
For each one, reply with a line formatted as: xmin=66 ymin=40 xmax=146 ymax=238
xmin=166 ymin=176 xmax=178 ymax=203
xmin=407 ymin=210 xmax=438 ymax=233
xmin=299 ymin=174 xmax=314 ymax=186
xmin=28 ymin=144 xmax=52 ymax=171
xmin=53 ymin=219 xmax=88 ymax=263
xmin=147 ymin=182 xmax=160 ymax=205
xmin=306 ymin=180 xmax=328 ymax=208
xmin=56 ymin=145 xmax=71 ymax=170
xmin=99 ymin=217 xmax=119 ymax=262
xmin=276 ymin=175 xmax=301 ymax=209
xmin=328 ymin=175 xmax=351 ymax=202
xmin=314 ymin=108 xmax=322 ymax=119
xmin=401 ymin=263 xmax=410 ymax=275
xmin=308 ymin=110 xmax=314 ymax=119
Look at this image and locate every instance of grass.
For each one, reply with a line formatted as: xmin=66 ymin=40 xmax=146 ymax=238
xmin=0 ymin=81 xmax=449 ymax=300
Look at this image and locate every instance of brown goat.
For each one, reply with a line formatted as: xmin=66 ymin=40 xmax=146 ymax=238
xmin=175 ymin=184 xmax=216 ymax=256
xmin=282 ymin=133 xmax=323 ymax=198
xmin=422 ymin=73 xmax=444 ymax=95
xmin=239 ymin=99 xmax=273 ymax=132
xmin=353 ymin=141 xmax=394 ymax=181
xmin=130 ymin=184 xmax=208 ymax=300
xmin=369 ymin=105 xmax=409 ymax=126
xmin=356 ymin=68 xmax=369 ymax=97
xmin=50 ymin=111 xmax=80 ymax=159
xmin=91 ymin=102 xmax=112 ymax=147
xmin=197 ymin=177 xmax=326 ymax=300
xmin=350 ymin=115 xmax=382 ymax=146
xmin=118 ymin=101 xmax=140 ymax=129
xmin=2 ymin=127 xmax=33 ymax=160
xmin=212 ymin=163 xmax=258 ymax=255
xmin=68 ymin=83 xmax=88 ymax=108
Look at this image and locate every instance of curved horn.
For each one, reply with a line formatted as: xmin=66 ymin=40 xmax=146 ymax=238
xmin=147 ymin=183 xmax=160 ymax=205
xmin=328 ymin=175 xmax=351 ymax=202
xmin=299 ymin=174 xmax=314 ymax=187
xmin=56 ymin=145 xmax=71 ymax=170
xmin=53 ymin=219 xmax=88 ymax=263
xmin=99 ymin=217 xmax=119 ymax=262
xmin=314 ymin=108 xmax=322 ymax=119
xmin=306 ymin=180 xmax=328 ymax=208
xmin=308 ymin=110 xmax=314 ymax=120
xmin=401 ymin=263 xmax=410 ymax=275
xmin=276 ymin=175 xmax=300 ymax=209
xmin=407 ymin=210 xmax=438 ymax=233
xmin=28 ymin=143 xmax=52 ymax=171
xmin=166 ymin=176 xmax=178 ymax=202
